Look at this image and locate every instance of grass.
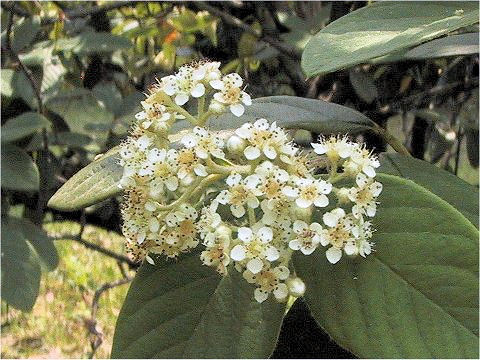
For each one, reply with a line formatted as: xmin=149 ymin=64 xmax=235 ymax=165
xmin=1 ymin=221 xmax=135 ymax=359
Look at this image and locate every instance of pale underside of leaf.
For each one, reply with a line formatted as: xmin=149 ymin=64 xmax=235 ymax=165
xmin=302 ymin=2 xmax=479 ymax=76
xmin=47 ymin=147 xmax=122 ymax=211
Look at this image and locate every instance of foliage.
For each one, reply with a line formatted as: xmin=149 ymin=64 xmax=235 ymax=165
xmin=1 ymin=222 xmax=131 ymax=359
xmin=1 ymin=1 xmax=478 ymax=359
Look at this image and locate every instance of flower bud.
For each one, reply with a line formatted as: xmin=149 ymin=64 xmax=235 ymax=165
xmin=335 ymin=187 xmax=351 ymax=204
xmin=226 ymin=135 xmax=247 ymax=155
xmin=209 ymin=99 xmax=225 ymax=114
xmin=215 ymin=224 xmax=232 ymax=243
xmin=293 ymin=206 xmax=312 ymax=222
xmin=286 ymin=276 xmax=306 ymax=297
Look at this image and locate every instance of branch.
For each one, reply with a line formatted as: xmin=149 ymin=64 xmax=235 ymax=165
xmin=1 ymin=1 xmax=134 ymax=25
xmin=192 ymin=1 xmax=301 ymax=61
xmin=4 ymin=10 xmax=43 ymax=113
xmin=51 ymin=1 xmax=132 ymax=24
xmin=87 ymin=276 xmax=133 ymax=358
xmin=387 ymin=78 xmax=479 ymax=112
xmin=53 ymin=235 xmax=139 ymax=269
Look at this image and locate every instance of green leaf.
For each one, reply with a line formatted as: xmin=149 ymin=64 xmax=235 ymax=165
xmin=12 ymin=70 xmax=38 ymax=109
xmin=47 ymin=146 xmax=122 ymax=211
xmin=173 ymin=96 xmax=376 ymax=134
xmin=11 ymin=15 xmax=41 ymax=53
xmin=1 ymin=69 xmax=15 ymax=97
xmin=45 ymin=88 xmax=114 ymax=137
xmin=7 ymin=217 xmax=59 ymax=271
xmin=18 ymin=40 xmax=53 ymax=67
xmin=378 ymin=153 xmax=478 ymax=228
xmin=1 ymin=144 xmax=39 ymax=191
xmin=302 ymin=2 xmax=479 ymax=76
xmin=55 ymin=132 xmax=93 ymax=147
xmin=41 ymin=54 xmax=67 ymax=94
xmin=56 ymin=31 xmax=132 ymax=54
xmin=93 ymin=81 xmax=123 ymax=117
xmin=294 ymin=174 xmax=479 ymax=358
xmin=404 ymin=32 xmax=479 ymax=59
xmin=111 ymin=253 xmax=285 ymax=358
xmin=1 ymin=221 xmax=41 ymax=312
xmin=1 ymin=112 xmax=50 ymax=143
xmin=349 ymin=70 xmax=378 ymax=104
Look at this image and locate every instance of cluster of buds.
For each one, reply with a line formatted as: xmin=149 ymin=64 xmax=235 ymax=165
xmin=118 ymin=61 xmax=382 ymax=303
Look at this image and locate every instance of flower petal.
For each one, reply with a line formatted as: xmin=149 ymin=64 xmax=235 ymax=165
xmin=244 ymin=146 xmax=261 ymax=160
xmin=326 ymin=247 xmax=342 ymax=264
xmin=247 ymin=258 xmax=263 ymax=274
xmin=230 ymin=245 xmax=246 ymax=261
xmin=230 ymin=103 xmax=245 ymax=117
xmin=175 ymin=93 xmax=189 ymax=105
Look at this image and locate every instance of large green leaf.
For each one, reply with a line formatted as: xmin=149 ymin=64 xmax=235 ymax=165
xmin=47 ymin=147 xmax=122 ymax=211
xmin=373 ymin=32 xmax=480 ymax=63
xmin=173 ymin=96 xmax=376 ymax=134
xmin=403 ymin=32 xmax=479 ymax=59
xmin=1 ymin=144 xmax=39 ymax=191
xmin=93 ymin=81 xmax=123 ymax=117
xmin=7 ymin=217 xmax=59 ymax=271
xmin=45 ymin=88 xmax=114 ymax=136
xmin=378 ymin=153 xmax=478 ymax=228
xmin=11 ymin=15 xmax=41 ymax=53
xmin=49 ymin=96 xmax=375 ymax=210
xmin=294 ymin=174 xmax=479 ymax=358
xmin=302 ymin=2 xmax=479 ymax=76
xmin=55 ymin=31 xmax=132 ymax=54
xmin=1 ymin=222 xmax=41 ymax=312
xmin=1 ymin=112 xmax=50 ymax=143
xmin=111 ymin=253 xmax=285 ymax=358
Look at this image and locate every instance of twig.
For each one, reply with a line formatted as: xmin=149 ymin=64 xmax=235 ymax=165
xmin=0 ymin=2 xmax=30 ymax=17
xmin=54 ymin=235 xmax=139 ymax=269
xmin=454 ymin=130 xmax=464 ymax=175
xmin=5 ymin=9 xmax=50 ymax=225
xmin=4 ymin=10 xmax=43 ymax=113
xmin=387 ymin=78 xmax=479 ymax=112
xmin=88 ymin=276 xmax=132 ymax=358
xmin=193 ymin=1 xmax=301 ymax=61
xmin=2 ymin=1 xmax=134 ymax=25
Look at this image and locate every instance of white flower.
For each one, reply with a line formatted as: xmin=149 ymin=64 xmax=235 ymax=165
xmin=159 ymin=64 xmax=206 ymax=105
xmin=283 ymin=178 xmax=332 ymax=208
xmin=196 ymin=201 xmax=222 ymax=241
xmin=348 ymin=173 xmax=383 ymax=218
xmin=230 ymin=226 xmax=280 ymax=274
xmin=181 ymin=127 xmax=225 ymax=159
xmin=243 ymin=265 xmax=290 ymax=303
xmin=289 ymin=220 xmax=324 ymax=255
xmin=311 ymin=135 xmax=354 ymax=162
xmin=321 ymin=209 xmax=356 ymax=264
xmin=345 ymin=145 xmax=381 ymax=178
xmin=200 ymin=223 xmax=231 ymax=276
xmin=211 ymin=73 xmax=252 ymax=117
xmin=216 ymin=173 xmax=262 ymax=218
xmin=137 ymin=148 xmax=179 ymax=195
xmin=286 ymin=276 xmax=306 ymax=297
xmin=235 ymin=119 xmax=297 ymax=161
xmin=176 ymin=148 xmax=208 ymax=185
xmin=193 ymin=61 xmax=222 ymax=83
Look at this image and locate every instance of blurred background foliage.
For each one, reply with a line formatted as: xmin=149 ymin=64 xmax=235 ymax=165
xmin=1 ymin=1 xmax=478 ymax=358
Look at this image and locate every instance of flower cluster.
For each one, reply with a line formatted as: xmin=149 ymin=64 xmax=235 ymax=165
xmin=118 ymin=61 xmax=383 ymax=303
